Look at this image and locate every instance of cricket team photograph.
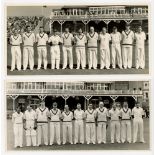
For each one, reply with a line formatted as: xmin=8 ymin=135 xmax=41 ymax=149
xmin=5 ymin=5 xmax=151 ymax=152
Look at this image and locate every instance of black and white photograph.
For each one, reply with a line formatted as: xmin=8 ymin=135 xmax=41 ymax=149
xmin=6 ymin=81 xmax=150 ymax=150
xmin=1 ymin=1 xmax=154 ymax=155
xmin=6 ymin=5 xmax=149 ymax=75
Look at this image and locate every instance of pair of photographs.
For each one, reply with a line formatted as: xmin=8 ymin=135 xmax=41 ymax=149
xmin=5 ymin=4 xmax=151 ymax=152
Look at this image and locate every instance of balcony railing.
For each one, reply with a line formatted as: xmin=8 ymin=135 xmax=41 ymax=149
xmin=6 ymin=88 xmax=143 ymax=95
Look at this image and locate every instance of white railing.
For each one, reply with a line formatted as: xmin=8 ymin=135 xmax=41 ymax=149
xmin=51 ymin=7 xmax=148 ymax=19
xmin=6 ymin=88 xmax=143 ymax=95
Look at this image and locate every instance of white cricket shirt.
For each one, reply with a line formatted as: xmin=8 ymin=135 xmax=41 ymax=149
xmin=135 ymin=32 xmax=146 ymax=48
xmin=111 ymin=32 xmax=121 ymax=44
xmin=36 ymin=107 xmax=49 ymax=122
xmin=36 ymin=33 xmax=48 ymax=46
xmin=96 ymin=107 xmax=108 ymax=122
xmin=62 ymin=111 xmax=73 ymax=122
xmin=74 ymin=34 xmax=87 ymax=47
xmin=50 ymin=109 xmax=61 ymax=121
xmin=99 ymin=33 xmax=111 ymax=50
xmin=85 ymin=109 xmax=96 ymax=122
xmin=109 ymin=108 xmax=120 ymax=121
xmin=23 ymin=32 xmax=35 ymax=46
xmin=62 ymin=33 xmax=74 ymax=46
xmin=10 ymin=34 xmax=22 ymax=46
xmin=132 ymin=107 xmax=144 ymax=119
xmin=24 ymin=110 xmax=36 ymax=121
xmin=48 ymin=35 xmax=61 ymax=45
xmin=122 ymin=30 xmax=134 ymax=46
xmin=12 ymin=112 xmax=23 ymax=124
xmin=120 ymin=108 xmax=131 ymax=120
xmin=74 ymin=109 xmax=84 ymax=120
xmin=87 ymin=32 xmax=98 ymax=48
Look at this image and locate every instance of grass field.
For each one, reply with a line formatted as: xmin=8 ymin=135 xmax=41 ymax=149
xmin=7 ymin=118 xmax=150 ymax=150
xmin=7 ymin=43 xmax=149 ymax=75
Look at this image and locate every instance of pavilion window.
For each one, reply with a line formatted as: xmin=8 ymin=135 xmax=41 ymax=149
xmin=98 ymin=8 xmax=101 ymax=14
xmin=28 ymin=82 xmax=32 ymax=89
xmin=24 ymin=82 xmax=28 ymax=89
xmin=12 ymin=83 xmax=16 ymax=90
xmin=32 ymin=83 xmax=35 ymax=89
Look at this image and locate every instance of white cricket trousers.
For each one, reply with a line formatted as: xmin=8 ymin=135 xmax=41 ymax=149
xmin=88 ymin=48 xmax=97 ymax=69
xmin=50 ymin=45 xmax=60 ymax=69
xmin=11 ymin=46 xmax=21 ymax=71
xmin=110 ymin=121 xmax=121 ymax=143
xmin=63 ymin=46 xmax=73 ymax=69
xmin=135 ymin=46 xmax=145 ymax=69
xmin=13 ymin=123 xmax=23 ymax=147
xmin=76 ymin=47 xmax=86 ymax=69
xmin=23 ymin=46 xmax=34 ymax=70
xmin=37 ymin=46 xmax=47 ymax=69
xmin=122 ymin=46 xmax=133 ymax=69
xmin=37 ymin=123 xmax=48 ymax=146
xmin=111 ymin=44 xmax=122 ymax=68
xmin=25 ymin=120 xmax=37 ymax=146
xmin=97 ymin=122 xmax=107 ymax=143
xmin=86 ymin=123 xmax=96 ymax=144
xmin=50 ymin=122 xmax=61 ymax=145
xmin=121 ymin=120 xmax=131 ymax=143
xmin=74 ymin=120 xmax=84 ymax=144
xmin=133 ymin=118 xmax=144 ymax=143
xmin=62 ymin=122 xmax=73 ymax=144
xmin=100 ymin=48 xmax=110 ymax=69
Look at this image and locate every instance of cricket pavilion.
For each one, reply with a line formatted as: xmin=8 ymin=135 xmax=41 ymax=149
xmin=6 ymin=81 xmax=149 ymax=117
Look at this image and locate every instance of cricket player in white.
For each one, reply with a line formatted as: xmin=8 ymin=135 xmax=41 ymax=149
xmin=120 ymin=102 xmax=132 ymax=143
xmin=135 ymin=26 xmax=146 ymax=69
xmin=22 ymin=26 xmax=35 ymax=70
xmin=48 ymin=29 xmax=62 ymax=69
xmin=62 ymin=105 xmax=73 ymax=144
xmin=85 ymin=103 xmax=96 ymax=144
xmin=87 ymin=27 xmax=98 ymax=69
xmin=12 ymin=107 xmax=23 ymax=148
xmin=36 ymin=27 xmax=48 ymax=70
xmin=10 ymin=29 xmax=22 ymax=71
xmin=96 ymin=101 xmax=109 ymax=144
xmin=62 ymin=27 xmax=74 ymax=69
xmin=99 ymin=27 xmax=111 ymax=69
xmin=132 ymin=102 xmax=145 ymax=143
xmin=122 ymin=24 xmax=134 ymax=69
xmin=36 ymin=101 xmax=49 ymax=146
xmin=74 ymin=28 xmax=87 ymax=69
xmin=49 ymin=102 xmax=61 ymax=145
xmin=23 ymin=105 xmax=37 ymax=146
xmin=74 ymin=103 xmax=85 ymax=144
xmin=111 ymin=26 xmax=123 ymax=69
xmin=109 ymin=103 xmax=121 ymax=143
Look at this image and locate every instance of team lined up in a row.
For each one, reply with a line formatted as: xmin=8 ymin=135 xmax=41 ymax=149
xmin=10 ymin=24 xmax=146 ymax=71
xmin=12 ymin=101 xmax=145 ymax=148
